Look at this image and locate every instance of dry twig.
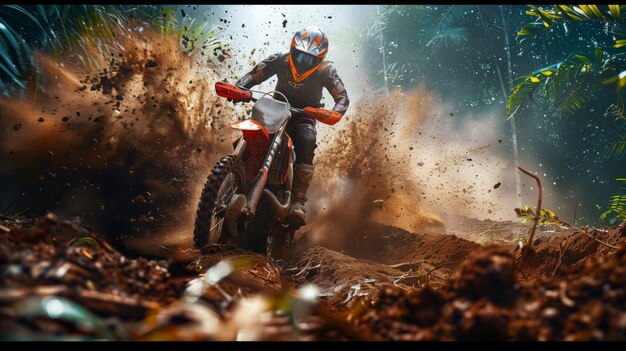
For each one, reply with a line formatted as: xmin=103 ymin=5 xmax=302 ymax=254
xmin=556 ymin=220 xmax=620 ymax=250
xmin=551 ymin=239 xmax=566 ymax=276
xmin=517 ymin=166 xmax=542 ymax=262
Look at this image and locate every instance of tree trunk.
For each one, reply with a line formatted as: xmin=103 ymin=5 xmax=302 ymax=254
xmin=500 ymin=4 xmax=523 ymax=210
xmin=377 ymin=5 xmax=389 ymax=94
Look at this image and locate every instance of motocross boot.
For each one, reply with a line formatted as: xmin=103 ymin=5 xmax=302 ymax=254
xmin=288 ymin=163 xmax=315 ymax=228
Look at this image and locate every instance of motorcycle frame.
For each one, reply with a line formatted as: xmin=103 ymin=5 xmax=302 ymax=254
xmin=230 ymin=93 xmax=295 ymax=224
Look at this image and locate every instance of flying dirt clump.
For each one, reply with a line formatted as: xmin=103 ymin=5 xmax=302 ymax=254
xmin=0 ymin=24 xmax=242 ymax=252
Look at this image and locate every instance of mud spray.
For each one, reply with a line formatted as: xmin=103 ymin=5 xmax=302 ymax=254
xmin=0 ymin=21 xmax=559 ymax=256
xmin=0 ymin=24 xmax=243 ymax=255
xmin=305 ymin=86 xmax=547 ymax=249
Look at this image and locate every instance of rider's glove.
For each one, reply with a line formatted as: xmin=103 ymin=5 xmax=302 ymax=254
xmin=228 ymin=84 xmax=250 ymax=104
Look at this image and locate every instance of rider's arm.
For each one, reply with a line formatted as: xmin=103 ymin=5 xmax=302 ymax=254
xmin=308 ymin=64 xmax=349 ymax=125
xmin=322 ymin=65 xmax=350 ymax=117
xmin=236 ymin=53 xmax=282 ymax=89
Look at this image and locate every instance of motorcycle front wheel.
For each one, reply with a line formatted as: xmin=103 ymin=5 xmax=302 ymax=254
xmin=193 ymin=156 xmax=246 ymax=249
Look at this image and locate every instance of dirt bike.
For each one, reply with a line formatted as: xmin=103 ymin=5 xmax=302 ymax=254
xmin=193 ymin=82 xmax=342 ymax=256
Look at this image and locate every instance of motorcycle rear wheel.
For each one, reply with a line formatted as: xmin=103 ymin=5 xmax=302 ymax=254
xmin=193 ymin=156 xmax=246 ymax=249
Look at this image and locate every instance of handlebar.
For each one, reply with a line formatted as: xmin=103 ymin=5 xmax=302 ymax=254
xmin=221 ymin=82 xmax=341 ymax=125
xmin=290 ymin=107 xmax=304 ymax=115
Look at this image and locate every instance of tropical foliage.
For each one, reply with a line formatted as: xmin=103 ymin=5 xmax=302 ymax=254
xmin=510 ymin=4 xmax=626 ymax=224
xmin=347 ymin=5 xmax=474 ymax=93
xmin=515 ymin=205 xmax=562 ymax=226
xmin=600 ymin=178 xmax=626 ymax=224
xmin=508 ymin=5 xmax=626 ymax=121
xmin=0 ymin=5 xmax=223 ymax=97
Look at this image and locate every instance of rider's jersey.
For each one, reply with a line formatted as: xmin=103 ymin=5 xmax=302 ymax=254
xmin=236 ymin=52 xmax=349 ymax=116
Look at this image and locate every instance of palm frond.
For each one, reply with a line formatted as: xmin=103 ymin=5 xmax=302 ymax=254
xmin=506 ymin=76 xmax=542 ymax=117
xmin=518 ymin=5 xmax=626 ymax=50
xmin=552 ymin=84 xmax=593 ymax=118
xmin=600 ymin=178 xmax=626 ymax=223
xmin=0 ymin=5 xmax=226 ymax=96
xmin=426 ymin=26 xmax=468 ymax=47
xmin=432 ymin=5 xmax=474 ymax=33
xmin=363 ymin=14 xmax=385 ymax=41
xmin=427 ymin=5 xmax=473 ymax=48
xmin=605 ymin=119 xmax=626 ymax=160
xmin=508 ymin=53 xmax=610 ymax=117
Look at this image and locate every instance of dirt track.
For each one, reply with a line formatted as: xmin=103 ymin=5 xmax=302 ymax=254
xmin=1 ymin=212 xmax=625 ymax=340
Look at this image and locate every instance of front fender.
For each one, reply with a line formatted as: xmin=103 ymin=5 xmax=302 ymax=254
xmin=230 ymin=119 xmax=269 ymax=138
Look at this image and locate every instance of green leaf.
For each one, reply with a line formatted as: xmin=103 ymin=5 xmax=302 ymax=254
xmin=528 ymin=5 xmax=556 ymax=26
xmin=507 ymin=78 xmax=542 ymax=116
xmin=595 ymin=47 xmax=603 ymax=61
xmin=557 ymin=5 xmax=584 ymax=20
xmin=552 ymin=84 xmax=592 ymax=118
xmin=580 ymin=5 xmax=605 ymax=21
xmin=620 ymin=71 xmax=626 ymax=89
xmin=574 ymin=54 xmax=591 ymax=63
xmin=427 ymin=26 xmax=468 ymax=47
xmin=605 ymin=121 xmax=626 ymax=160
xmin=609 ymin=5 xmax=621 ymax=21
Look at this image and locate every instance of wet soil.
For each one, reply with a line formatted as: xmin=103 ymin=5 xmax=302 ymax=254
xmin=1 ymin=212 xmax=625 ymax=340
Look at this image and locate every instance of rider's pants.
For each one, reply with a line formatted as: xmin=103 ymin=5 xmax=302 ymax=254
xmin=286 ymin=117 xmax=317 ymax=165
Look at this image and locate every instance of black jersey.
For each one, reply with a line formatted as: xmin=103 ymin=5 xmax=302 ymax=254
xmin=236 ymin=52 xmax=349 ymax=116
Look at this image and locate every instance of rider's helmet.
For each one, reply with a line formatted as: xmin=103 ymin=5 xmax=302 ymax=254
xmin=289 ymin=26 xmax=328 ymax=83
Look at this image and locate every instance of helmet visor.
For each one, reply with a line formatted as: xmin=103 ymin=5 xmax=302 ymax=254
xmin=290 ymin=49 xmax=323 ymax=74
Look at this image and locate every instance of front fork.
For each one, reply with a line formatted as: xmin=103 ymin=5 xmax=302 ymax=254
xmin=231 ymin=123 xmax=295 ymax=255
xmin=242 ymin=119 xmax=290 ymax=220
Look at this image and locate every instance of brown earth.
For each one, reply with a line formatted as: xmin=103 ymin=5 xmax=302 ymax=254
xmin=3 ymin=18 xmax=626 ymax=341
xmin=1 ymin=212 xmax=625 ymax=340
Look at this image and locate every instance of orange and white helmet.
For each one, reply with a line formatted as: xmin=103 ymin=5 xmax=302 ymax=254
xmin=289 ymin=26 xmax=328 ymax=83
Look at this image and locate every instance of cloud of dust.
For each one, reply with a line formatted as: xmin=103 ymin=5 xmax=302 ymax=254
xmin=0 ymin=24 xmax=242 ymax=252
xmin=0 ymin=7 xmax=566 ymax=255
xmin=305 ymin=85 xmax=562 ymax=247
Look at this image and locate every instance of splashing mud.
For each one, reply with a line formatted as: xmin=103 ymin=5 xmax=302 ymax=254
xmin=306 ymin=86 xmax=522 ymax=248
xmin=0 ymin=25 xmax=241 ymax=253
xmin=1 ymin=24 xmax=554 ymax=256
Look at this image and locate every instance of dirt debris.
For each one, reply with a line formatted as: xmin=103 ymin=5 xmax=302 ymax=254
xmin=2 ymin=212 xmax=626 ymax=341
xmin=355 ymin=244 xmax=626 ymax=341
xmin=0 ymin=214 xmax=363 ymax=340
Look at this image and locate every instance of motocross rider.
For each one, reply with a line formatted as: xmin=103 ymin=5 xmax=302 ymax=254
xmin=235 ymin=26 xmax=350 ymax=228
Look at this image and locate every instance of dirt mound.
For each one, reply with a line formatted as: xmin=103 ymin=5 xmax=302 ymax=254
xmin=286 ymin=246 xmax=403 ymax=310
xmin=355 ymin=245 xmax=626 ymax=341
xmin=517 ymin=225 xmax=626 ymax=279
xmin=301 ymin=221 xmax=480 ymax=269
